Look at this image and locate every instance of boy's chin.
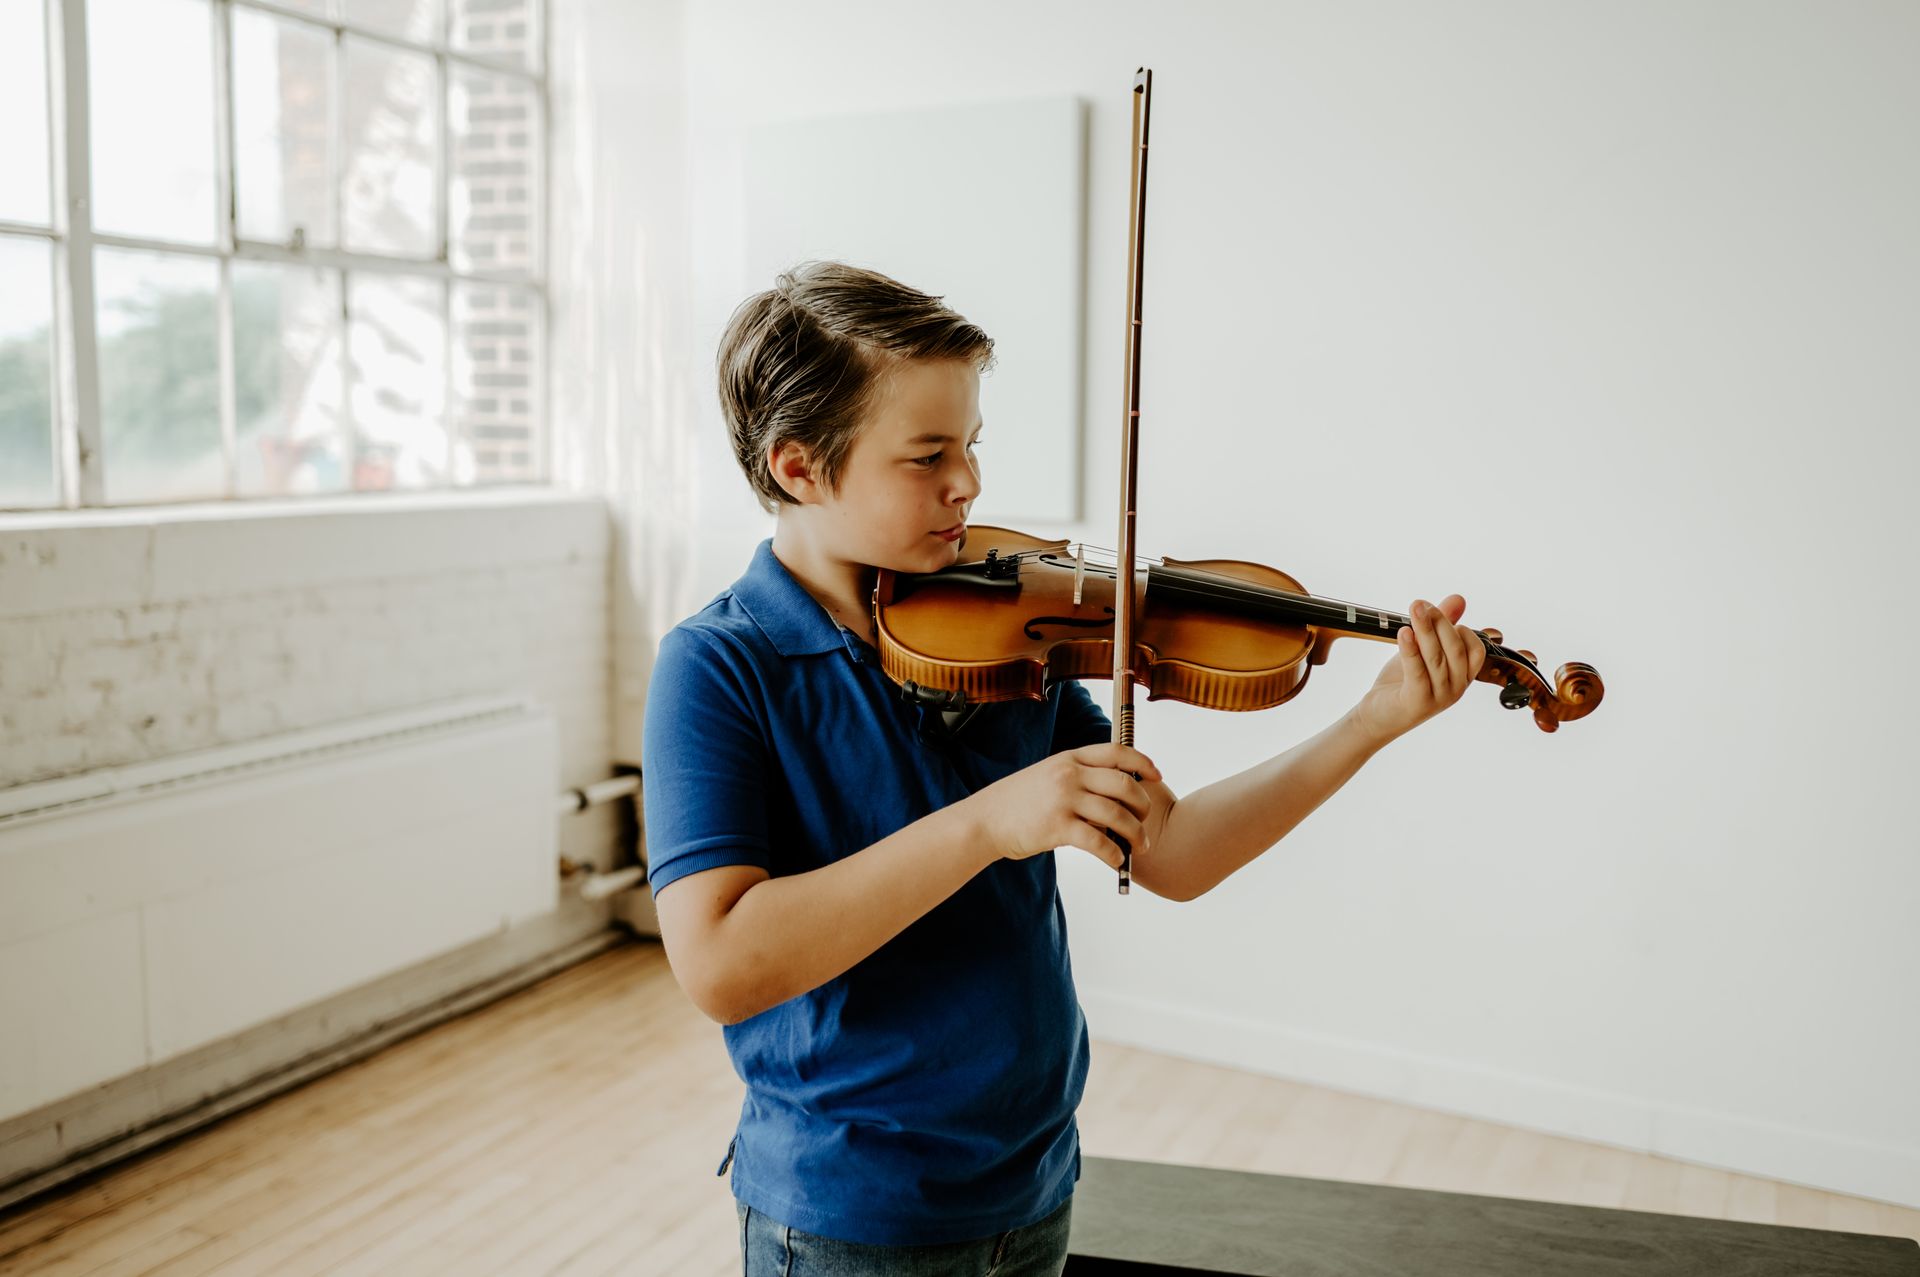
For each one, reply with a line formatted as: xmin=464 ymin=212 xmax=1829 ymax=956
xmin=882 ymin=533 xmax=963 ymax=571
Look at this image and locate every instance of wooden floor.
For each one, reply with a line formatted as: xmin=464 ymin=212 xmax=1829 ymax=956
xmin=2 ymin=938 xmax=1914 ymax=1276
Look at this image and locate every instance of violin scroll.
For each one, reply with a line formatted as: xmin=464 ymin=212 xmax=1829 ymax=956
xmin=1470 ymin=628 xmax=1605 ymax=733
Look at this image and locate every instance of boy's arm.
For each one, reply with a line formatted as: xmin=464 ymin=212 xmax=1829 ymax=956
xmin=1126 ymin=593 xmax=1484 ymax=901
xmin=655 ymin=797 xmax=998 ymax=1026
xmin=1126 ymin=705 xmax=1388 ymax=903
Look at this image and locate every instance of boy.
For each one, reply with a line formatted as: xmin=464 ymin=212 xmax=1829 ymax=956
xmin=641 ymin=261 xmax=1485 ymax=1275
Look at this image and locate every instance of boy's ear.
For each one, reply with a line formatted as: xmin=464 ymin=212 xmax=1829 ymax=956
xmin=768 ymin=440 xmax=822 ymax=504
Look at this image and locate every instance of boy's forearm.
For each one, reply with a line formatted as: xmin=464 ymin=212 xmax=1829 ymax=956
xmin=710 ymin=797 xmax=998 ymax=1025
xmin=1150 ymin=706 xmax=1391 ymax=902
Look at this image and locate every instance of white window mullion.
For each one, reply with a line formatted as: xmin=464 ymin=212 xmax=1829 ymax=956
xmin=215 ymin=259 xmax=237 ymax=500
xmin=85 ymin=231 xmax=222 ymax=260
xmin=39 ymin=0 xmax=58 ymax=225
xmin=337 ymin=259 xmax=353 ymax=488
xmin=533 ymin=68 xmax=548 ymax=290
xmin=537 ymin=284 xmax=552 ymax=491
xmin=54 ymin=0 xmax=104 ymax=508
xmin=441 ymin=280 xmax=453 ymax=483
xmin=331 ymin=22 xmax=345 ymax=255
xmin=333 ymin=22 xmax=352 ymax=486
xmin=437 ymin=51 xmax=452 ymax=481
xmin=213 ymin=1 xmax=236 ymax=250
xmin=433 ymin=49 xmax=450 ymax=265
xmin=33 ymin=0 xmax=69 ymax=509
xmin=41 ymin=237 xmax=74 ymax=510
xmin=0 ymin=218 xmax=58 ymax=240
xmin=212 ymin=0 xmax=238 ymax=497
xmin=535 ymin=34 xmax=551 ymax=484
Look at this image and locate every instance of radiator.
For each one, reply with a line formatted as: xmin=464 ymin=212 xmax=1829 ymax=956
xmin=0 ymin=695 xmax=559 ymax=1123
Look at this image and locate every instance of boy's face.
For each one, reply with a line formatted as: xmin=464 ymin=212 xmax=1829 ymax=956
xmin=781 ymin=356 xmax=984 ymax=570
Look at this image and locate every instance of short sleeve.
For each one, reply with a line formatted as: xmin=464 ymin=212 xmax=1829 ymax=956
xmin=1048 ymin=678 xmax=1114 ymax=755
xmin=640 ymin=625 xmax=773 ymax=898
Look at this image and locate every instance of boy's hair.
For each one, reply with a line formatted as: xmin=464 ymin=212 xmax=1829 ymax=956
xmin=717 ymin=260 xmax=997 ymax=515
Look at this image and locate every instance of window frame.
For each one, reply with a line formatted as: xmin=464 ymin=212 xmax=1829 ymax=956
xmin=0 ymin=0 xmax=550 ymax=512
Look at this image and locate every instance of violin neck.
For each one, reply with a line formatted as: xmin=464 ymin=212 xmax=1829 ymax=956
xmin=1148 ymin=564 xmax=1410 ymax=641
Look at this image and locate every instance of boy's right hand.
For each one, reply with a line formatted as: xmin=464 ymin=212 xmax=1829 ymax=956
xmin=967 ymin=744 xmax=1162 ymax=870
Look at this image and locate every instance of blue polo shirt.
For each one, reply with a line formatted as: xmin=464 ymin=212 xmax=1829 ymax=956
xmin=641 ymin=536 xmax=1114 ymax=1246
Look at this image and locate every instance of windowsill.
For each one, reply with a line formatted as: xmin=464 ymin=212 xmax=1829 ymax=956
xmin=0 ymin=483 xmax=612 ymax=616
xmin=0 ymin=483 xmax=597 ymax=534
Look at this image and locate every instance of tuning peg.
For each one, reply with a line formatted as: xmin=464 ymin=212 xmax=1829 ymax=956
xmin=1481 ymin=627 xmax=1503 ymax=644
xmin=1517 ymin=649 xmax=1535 ymax=663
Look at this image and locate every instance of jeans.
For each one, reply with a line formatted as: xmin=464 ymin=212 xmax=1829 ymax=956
xmin=736 ymin=1194 xmax=1073 ymax=1277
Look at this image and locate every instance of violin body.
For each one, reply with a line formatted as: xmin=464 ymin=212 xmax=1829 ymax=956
xmin=873 ymin=525 xmax=1604 ymax=732
xmin=876 ymin=526 xmax=1316 ymax=712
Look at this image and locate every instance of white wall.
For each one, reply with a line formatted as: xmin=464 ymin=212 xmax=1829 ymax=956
xmin=0 ymin=492 xmax=618 ymax=869
xmin=628 ymin=0 xmax=1920 ymax=1208
xmin=0 ymin=491 xmax=620 ymax=1196
xmin=549 ymin=0 xmax=702 ymax=780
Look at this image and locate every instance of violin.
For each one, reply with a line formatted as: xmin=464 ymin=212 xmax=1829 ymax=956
xmin=869 ymin=69 xmax=1603 ymax=893
xmin=873 ymin=526 xmax=1603 ymax=733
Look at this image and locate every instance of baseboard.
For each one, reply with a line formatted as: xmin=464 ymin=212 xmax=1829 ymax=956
xmin=0 ymin=900 xmax=632 ymax=1214
xmin=1078 ymin=988 xmax=1920 ymax=1212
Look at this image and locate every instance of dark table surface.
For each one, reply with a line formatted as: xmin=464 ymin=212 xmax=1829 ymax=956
xmin=1065 ymin=1156 xmax=1920 ymax=1276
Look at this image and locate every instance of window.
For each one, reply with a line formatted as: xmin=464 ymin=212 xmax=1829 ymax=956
xmin=0 ymin=0 xmax=546 ymax=510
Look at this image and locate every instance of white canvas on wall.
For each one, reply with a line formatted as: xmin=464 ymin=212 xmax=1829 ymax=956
xmin=744 ymin=95 xmax=1086 ymax=524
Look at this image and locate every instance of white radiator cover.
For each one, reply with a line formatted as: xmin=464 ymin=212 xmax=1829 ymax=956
xmin=0 ymin=696 xmax=559 ymax=1122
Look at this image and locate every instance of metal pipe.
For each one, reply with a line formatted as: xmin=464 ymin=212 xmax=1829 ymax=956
xmin=554 ymin=769 xmax=638 ymax=814
xmin=555 ymin=766 xmax=643 ymax=900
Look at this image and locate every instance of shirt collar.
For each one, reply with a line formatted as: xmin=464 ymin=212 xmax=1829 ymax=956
xmin=731 ymin=537 xmax=852 ymax=657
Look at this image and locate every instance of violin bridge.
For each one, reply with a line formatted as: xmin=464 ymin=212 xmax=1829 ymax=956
xmin=1073 ymin=541 xmax=1086 ymax=606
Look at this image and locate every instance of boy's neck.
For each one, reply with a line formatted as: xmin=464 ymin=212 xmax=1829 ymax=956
xmin=770 ymin=521 xmax=880 ymax=641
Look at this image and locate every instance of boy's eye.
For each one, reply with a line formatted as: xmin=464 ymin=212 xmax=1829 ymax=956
xmin=913 ymin=436 xmax=981 ymax=468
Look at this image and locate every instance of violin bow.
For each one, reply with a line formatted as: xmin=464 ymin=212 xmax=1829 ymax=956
xmin=1112 ymin=67 xmax=1151 ymax=895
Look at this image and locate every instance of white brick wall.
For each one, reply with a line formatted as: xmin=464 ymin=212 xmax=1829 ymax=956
xmin=0 ymin=491 xmax=619 ymax=865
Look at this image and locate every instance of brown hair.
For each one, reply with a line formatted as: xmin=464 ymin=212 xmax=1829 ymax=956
xmin=716 ymin=260 xmax=996 ymax=515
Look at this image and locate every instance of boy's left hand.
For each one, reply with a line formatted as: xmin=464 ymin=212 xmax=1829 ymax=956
xmin=1351 ymin=593 xmax=1488 ymax=748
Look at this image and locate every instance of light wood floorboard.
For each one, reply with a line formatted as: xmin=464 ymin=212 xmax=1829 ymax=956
xmin=1 ymin=938 xmax=1912 ymax=1275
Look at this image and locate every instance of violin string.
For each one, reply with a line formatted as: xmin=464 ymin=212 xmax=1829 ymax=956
xmin=1039 ymin=542 xmax=1428 ymax=634
xmin=1034 ymin=545 xmax=1331 ymax=615
xmin=1040 ymin=549 xmax=1354 ymax=630
xmin=974 ymin=544 xmax=1521 ymax=670
xmin=1012 ymin=542 xmax=1507 ymax=658
xmin=1059 ymin=543 xmax=1369 ymax=611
